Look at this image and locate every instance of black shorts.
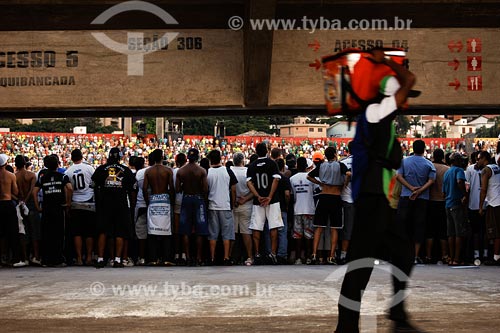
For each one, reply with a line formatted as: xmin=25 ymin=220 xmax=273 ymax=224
xmin=70 ymin=209 xmax=97 ymax=238
xmin=313 ymin=194 xmax=343 ymax=229
xmin=426 ymin=200 xmax=447 ymax=240
xmin=97 ymin=203 xmax=132 ymax=239
xmin=0 ymin=200 xmax=18 ymax=239
xmin=468 ymin=209 xmax=485 ymax=234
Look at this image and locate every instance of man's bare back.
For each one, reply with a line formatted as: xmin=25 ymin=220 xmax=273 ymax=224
xmin=144 ymin=165 xmax=174 ymax=196
xmin=0 ymin=167 xmax=19 ymax=201
xmin=15 ymin=169 xmax=36 ymax=203
xmin=175 ymin=162 xmax=208 ymax=196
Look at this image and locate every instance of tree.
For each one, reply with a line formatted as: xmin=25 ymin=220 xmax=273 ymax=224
xmin=409 ymin=116 xmax=422 ymax=137
xmin=427 ymin=121 xmax=447 ymax=138
xmin=395 ymin=115 xmax=411 ymax=137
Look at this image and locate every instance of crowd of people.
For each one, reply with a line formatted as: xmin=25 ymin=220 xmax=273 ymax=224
xmin=0 ymin=135 xmax=499 ymax=269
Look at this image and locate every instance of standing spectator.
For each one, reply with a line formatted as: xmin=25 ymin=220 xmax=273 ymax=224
xmin=206 ymin=149 xmax=237 ymax=265
xmin=396 ymin=140 xmax=436 ymax=264
xmin=246 ymin=143 xmax=283 ymax=265
xmin=65 ymin=149 xmax=96 ymax=266
xmin=176 ymin=148 xmax=209 ymax=266
xmin=0 ymin=154 xmax=22 ymax=267
xmin=426 ymin=149 xmax=450 ymax=264
xmin=14 ymin=155 xmax=37 ymax=265
xmin=33 ymin=155 xmax=72 ymax=267
xmin=442 ymin=152 xmax=468 ymax=266
xmin=480 ymin=152 xmax=500 ymax=266
xmin=92 ymin=148 xmax=136 ymax=268
xmin=132 ymin=156 xmax=147 ymax=265
xmin=307 ymin=147 xmax=347 ymax=265
xmin=231 ymin=152 xmax=254 ymax=266
xmin=172 ymin=153 xmax=187 ymax=265
xmin=465 ymin=151 xmax=488 ymax=262
xmin=339 ymin=143 xmax=354 ymax=265
xmin=289 ymin=157 xmax=315 ymax=264
xmin=143 ymin=149 xmax=175 ymax=265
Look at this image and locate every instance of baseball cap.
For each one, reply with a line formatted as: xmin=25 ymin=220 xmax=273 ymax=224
xmin=109 ymin=147 xmax=121 ymax=159
xmin=0 ymin=154 xmax=8 ymax=167
xmin=312 ymin=151 xmax=324 ymax=162
xmin=187 ymin=148 xmax=200 ymax=161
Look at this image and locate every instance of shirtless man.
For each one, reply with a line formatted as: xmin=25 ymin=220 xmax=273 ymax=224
xmin=143 ymin=149 xmax=175 ymax=265
xmin=0 ymin=154 xmax=21 ymax=266
xmin=307 ymin=147 xmax=348 ymax=265
xmin=175 ymin=148 xmax=209 ymax=266
xmin=15 ymin=155 xmax=36 ymax=265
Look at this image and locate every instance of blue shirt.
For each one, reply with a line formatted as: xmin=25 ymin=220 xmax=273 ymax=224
xmin=397 ymin=155 xmax=436 ymax=200
xmin=442 ymin=166 xmax=466 ymax=208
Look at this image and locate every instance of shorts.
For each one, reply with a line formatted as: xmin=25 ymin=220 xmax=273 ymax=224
xmin=249 ymin=202 xmax=283 ymax=231
xmin=342 ymin=201 xmax=355 ymax=241
xmin=468 ymin=209 xmax=485 ymax=234
xmin=446 ymin=205 xmax=468 ymax=238
xmin=0 ymin=200 xmax=18 ymax=239
xmin=293 ymin=215 xmax=314 ymax=239
xmin=174 ymin=193 xmax=183 ymax=215
xmin=233 ymin=203 xmax=252 ymax=235
xmin=69 ymin=209 xmax=96 ymax=238
xmin=426 ymin=200 xmax=448 ymax=240
xmin=179 ymin=195 xmax=208 ymax=236
xmin=96 ymin=201 xmax=132 ymax=239
xmin=24 ymin=201 xmax=41 ymax=241
xmin=396 ymin=197 xmax=428 ymax=243
xmin=313 ymin=194 xmax=343 ymax=229
xmin=208 ymin=210 xmax=235 ymax=241
xmin=486 ymin=205 xmax=500 ymax=239
xmin=135 ymin=207 xmax=148 ymax=240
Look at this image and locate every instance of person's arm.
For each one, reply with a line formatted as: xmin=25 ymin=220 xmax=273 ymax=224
xmin=11 ymin=173 xmax=19 ymax=199
xmin=23 ymin=174 xmax=36 ymax=203
xmin=410 ymin=178 xmax=434 ymax=200
xmin=479 ymin=167 xmax=491 ymax=215
xmin=143 ymin=171 xmax=150 ymax=206
xmin=371 ymin=49 xmax=416 ymax=108
xmin=395 ymin=173 xmax=419 ymax=193
xmin=64 ymin=182 xmax=73 ymax=213
xmin=201 ymin=170 xmax=208 ymax=197
xmin=169 ymin=172 xmax=175 ymax=205
xmin=230 ymin=183 xmax=237 ymax=208
xmin=33 ymin=187 xmax=42 ymax=212
xmin=175 ymin=171 xmax=182 ymax=193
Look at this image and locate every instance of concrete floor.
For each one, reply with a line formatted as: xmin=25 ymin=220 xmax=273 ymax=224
xmin=1 ymin=264 xmax=499 ymax=332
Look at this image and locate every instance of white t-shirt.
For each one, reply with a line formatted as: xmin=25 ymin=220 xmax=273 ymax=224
xmin=135 ymin=167 xmax=148 ymax=209
xmin=65 ymin=162 xmax=95 ymax=202
xmin=207 ymin=166 xmax=237 ymax=211
xmin=230 ymin=166 xmax=252 ymax=209
xmin=340 ymin=155 xmax=353 ymax=203
xmin=465 ymin=164 xmax=484 ymax=210
xmin=289 ymin=172 xmax=315 ymax=215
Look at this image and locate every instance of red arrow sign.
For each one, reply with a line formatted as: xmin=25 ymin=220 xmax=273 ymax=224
xmin=308 ymin=39 xmax=321 ymax=52
xmin=448 ymin=40 xmax=463 ymax=53
xmin=448 ymin=58 xmax=460 ymax=70
xmin=448 ymin=78 xmax=461 ymax=90
xmin=309 ymin=59 xmax=321 ymax=70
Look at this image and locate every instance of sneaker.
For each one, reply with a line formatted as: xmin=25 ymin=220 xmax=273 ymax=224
xmin=423 ymin=257 xmax=434 ymax=265
xmin=268 ymin=253 xmax=278 ymax=265
xmin=30 ymin=258 xmax=42 ymax=266
xmin=123 ymin=258 xmax=135 ymax=267
xmin=338 ymin=257 xmax=347 ymax=265
xmin=277 ymin=256 xmax=288 ymax=265
xmin=244 ymin=258 xmax=253 ymax=266
xmin=223 ymin=258 xmax=233 ymax=266
xmin=307 ymin=254 xmax=317 ymax=265
xmin=136 ymin=258 xmax=145 ymax=266
xmin=13 ymin=261 xmax=28 ymax=268
xmin=393 ymin=320 xmax=427 ymax=332
xmin=95 ymin=260 xmax=106 ymax=269
xmin=55 ymin=262 xmax=67 ymax=268
xmin=107 ymin=259 xmax=114 ymax=267
xmin=326 ymin=257 xmax=337 ymax=265
xmin=414 ymin=257 xmax=423 ymax=265
xmin=113 ymin=261 xmax=124 ymax=268
xmin=484 ymin=258 xmax=500 ymax=266
xmin=294 ymin=258 xmax=302 ymax=265
xmin=253 ymin=254 xmax=263 ymax=265
xmin=178 ymin=257 xmax=187 ymax=266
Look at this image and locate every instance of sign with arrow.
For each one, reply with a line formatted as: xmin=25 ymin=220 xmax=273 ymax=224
xmin=448 ymin=78 xmax=461 ymax=90
xmin=448 ymin=58 xmax=460 ymax=70
xmin=448 ymin=40 xmax=463 ymax=53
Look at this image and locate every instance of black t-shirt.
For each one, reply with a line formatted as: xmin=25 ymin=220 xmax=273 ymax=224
xmin=92 ymin=162 xmax=136 ymax=205
xmin=246 ymin=157 xmax=281 ymax=205
xmin=277 ymin=172 xmax=292 ymax=212
xmin=36 ymin=170 xmax=70 ymax=208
